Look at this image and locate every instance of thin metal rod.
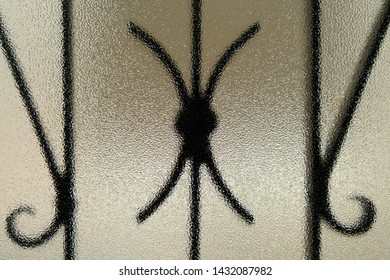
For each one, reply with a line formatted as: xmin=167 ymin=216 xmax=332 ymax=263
xmin=191 ymin=0 xmax=202 ymax=98
xmin=205 ymin=22 xmax=260 ymax=100
xmin=137 ymin=152 xmax=187 ymax=223
xmin=0 ymin=13 xmax=61 ymax=181
xmin=61 ymin=0 xmax=76 ymax=260
xmin=206 ymin=157 xmax=254 ymax=224
xmin=128 ymin=21 xmax=189 ymax=104
xmin=323 ymin=1 xmax=390 ymax=174
xmin=190 ymin=161 xmax=201 ymax=260
xmin=308 ymin=0 xmax=322 ymax=261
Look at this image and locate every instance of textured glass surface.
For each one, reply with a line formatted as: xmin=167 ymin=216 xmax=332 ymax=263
xmin=0 ymin=0 xmax=389 ymax=259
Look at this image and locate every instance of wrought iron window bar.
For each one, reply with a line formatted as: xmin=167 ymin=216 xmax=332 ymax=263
xmin=0 ymin=0 xmax=389 ymax=260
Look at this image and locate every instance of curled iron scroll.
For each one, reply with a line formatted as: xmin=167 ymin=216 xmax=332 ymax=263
xmin=309 ymin=0 xmax=390 ymax=259
xmin=0 ymin=0 xmax=76 ymax=260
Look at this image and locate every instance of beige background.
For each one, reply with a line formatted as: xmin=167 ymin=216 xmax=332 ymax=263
xmin=0 ymin=0 xmax=389 ymax=259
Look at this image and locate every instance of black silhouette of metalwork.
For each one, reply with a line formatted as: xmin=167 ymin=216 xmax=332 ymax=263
xmin=128 ymin=0 xmax=260 ymax=259
xmin=1 ymin=0 xmax=389 ymax=261
xmin=308 ymin=0 xmax=390 ymax=260
xmin=0 ymin=0 xmax=76 ymax=260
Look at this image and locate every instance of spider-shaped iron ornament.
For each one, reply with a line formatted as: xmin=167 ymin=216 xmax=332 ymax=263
xmin=128 ymin=0 xmax=260 ymax=259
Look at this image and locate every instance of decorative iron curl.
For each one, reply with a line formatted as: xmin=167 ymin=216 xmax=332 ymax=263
xmin=314 ymin=172 xmax=376 ymax=237
xmin=6 ymin=206 xmax=61 ymax=248
xmin=0 ymin=0 xmax=76 ymax=259
xmin=322 ymin=196 xmax=375 ymax=235
xmin=308 ymin=0 xmax=390 ymax=259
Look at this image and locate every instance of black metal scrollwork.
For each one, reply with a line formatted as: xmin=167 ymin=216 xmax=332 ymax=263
xmin=1 ymin=0 xmax=390 ymax=260
xmin=308 ymin=0 xmax=390 ymax=260
xmin=128 ymin=0 xmax=260 ymax=260
xmin=0 ymin=0 xmax=76 ymax=260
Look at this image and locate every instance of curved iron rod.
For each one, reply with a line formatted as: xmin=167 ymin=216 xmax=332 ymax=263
xmin=0 ymin=13 xmax=61 ymax=181
xmin=323 ymin=196 xmax=376 ymax=235
xmin=6 ymin=206 xmax=61 ymax=248
xmin=323 ymin=1 xmax=390 ymax=175
xmin=205 ymin=22 xmax=260 ymax=101
xmin=128 ymin=21 xmax=190 ymax=104
xmin=137 ymin=151 xmax=187 ymax=223
xmin=205 ymin=157 xmax=254 ymax=224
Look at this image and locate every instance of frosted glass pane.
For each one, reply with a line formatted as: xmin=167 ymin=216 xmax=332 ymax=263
xmin=0 ymin=0 xmax=389 ymax=260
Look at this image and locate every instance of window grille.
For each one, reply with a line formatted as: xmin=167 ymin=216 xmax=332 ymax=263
xmin=1 ymin=0 xmax=389 ymax=260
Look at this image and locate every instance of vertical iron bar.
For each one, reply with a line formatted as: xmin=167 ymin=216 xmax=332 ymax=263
xmin=61 ymin=0 xmax=76 ymax=260
xmin=190 ymin=161 xmax=201 ymax=260
xmin=191 ymin=0 xmax=202 ymax=97
xmin=308 ymin=0 xmax=322 ymax=260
